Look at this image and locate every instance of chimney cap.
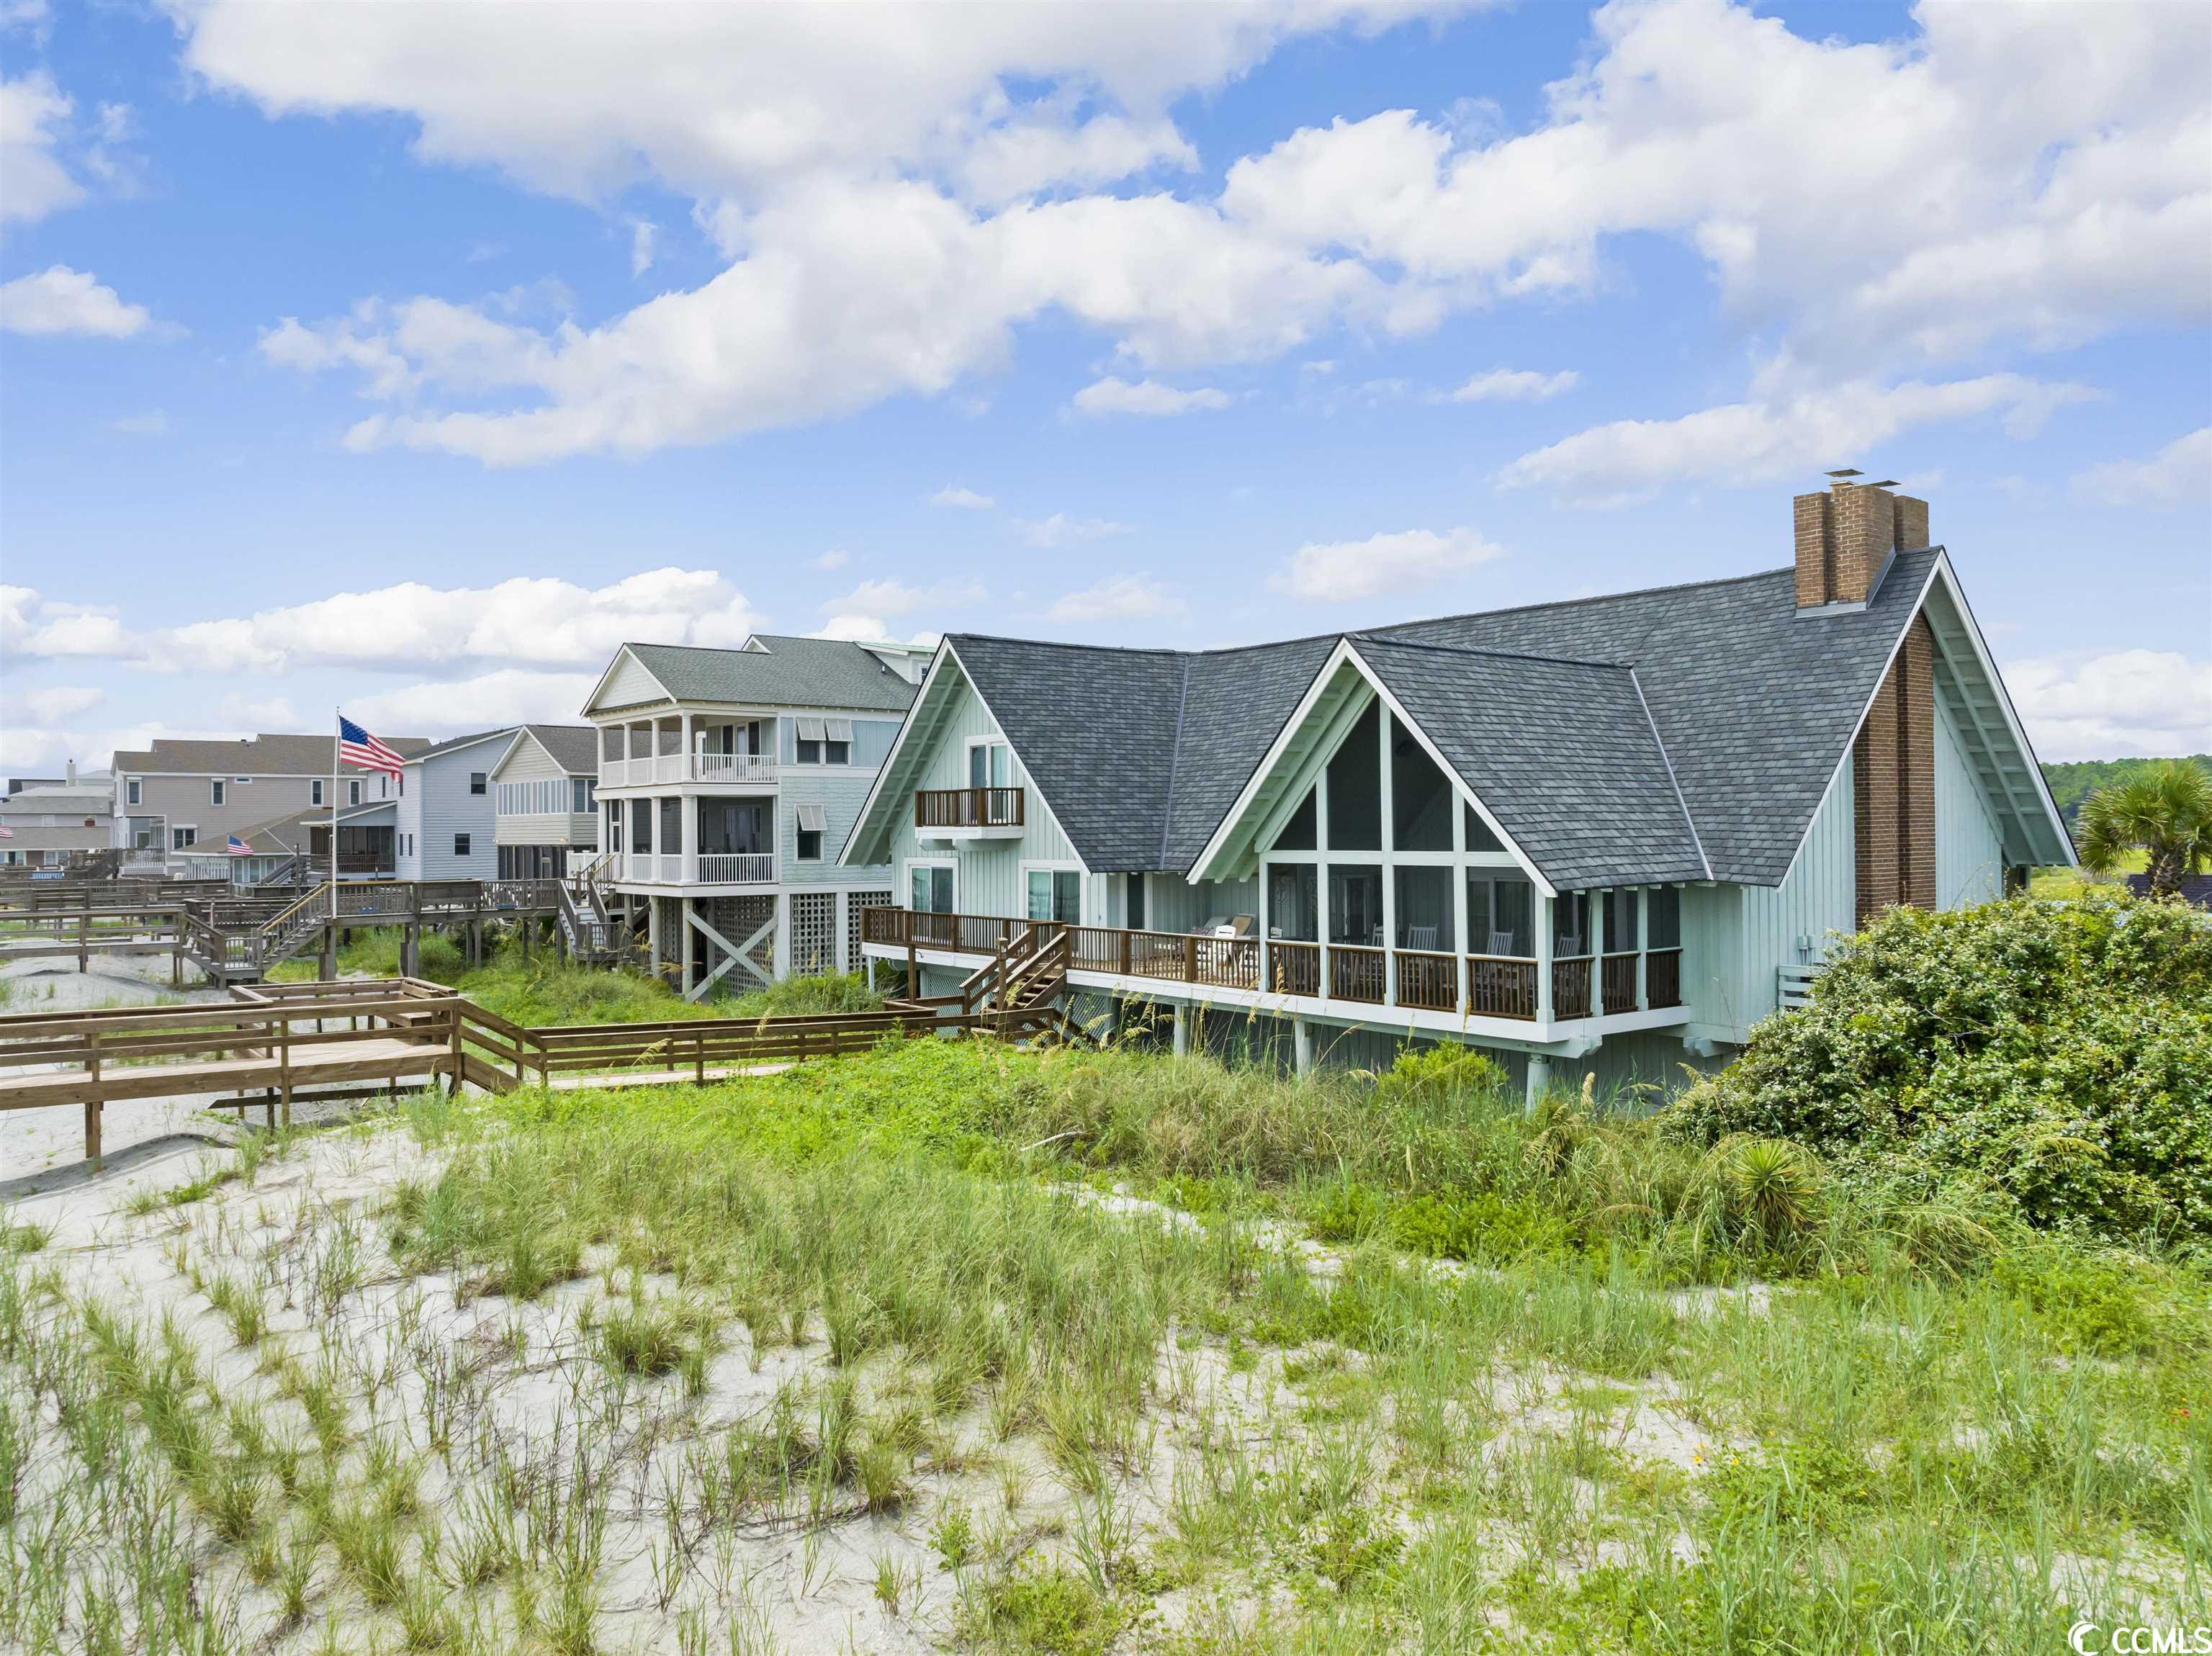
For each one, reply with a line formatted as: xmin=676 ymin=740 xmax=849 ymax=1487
xmin=1865 ymin=480 xmax=1899 ymax=489
xmin=1825 ymin=467 xmax=1863 ymax=479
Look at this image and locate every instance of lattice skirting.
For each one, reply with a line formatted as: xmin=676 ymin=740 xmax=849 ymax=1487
xmin=789 ymin=891 xmax=837 ymax=977
xmin=844 ymin=890 xmax=893 ymax=974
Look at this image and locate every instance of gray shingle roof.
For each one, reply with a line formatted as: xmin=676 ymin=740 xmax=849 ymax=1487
xmin=931 ymin=551 xmax=1944 ymax=890
xmin=112 ymin=734 xmax=430 ymax=773
xmin=621 ymin=636 xmax=920 ymax=714
xmin=407 ymin=727 xmax=520 ymax=763
xmin=511 ymin=724 xmax=601 ymax=774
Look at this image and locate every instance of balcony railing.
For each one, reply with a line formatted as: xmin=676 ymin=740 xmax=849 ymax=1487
xmin=616 ymin=850 xmax=775 ymax=886
xmin=860 ymin=909 xmax=1676 ymax=1027
xmin=598 ymin=752 xmax=777 ymax=788
xmin=914 ymin=786 xmax=1025 ymax=830
xmin=698 ymin=852 xmax=773 ymax=884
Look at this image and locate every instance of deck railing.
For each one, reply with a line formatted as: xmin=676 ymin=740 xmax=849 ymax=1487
xmin=696 ymin=852 xmax=774 ymax=885
xmin=914 ymin=787 xmax=1025 ymax=830
xmin=598 ymin=753 xmax=778 ymax=788
xmin=861 ymin=908 xmax=1676 ymax=1027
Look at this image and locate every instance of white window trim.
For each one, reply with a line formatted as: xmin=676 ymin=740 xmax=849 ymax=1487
xmin=126 ymin=778 xmax=141 ymax=806
xmin=963 ymin=734 xmax=1012 ymax=789
xmin=1018 ymin=858 xmax=1084 ymax=924
xmin=348 ymin=780 xmax=363 ymax=806
xmin=172 ymin=824 xmax=198 ymax=850
xmin=210 ymin=780 xmax=226 ymax=806
xmin=903 ymin=855 xmax=957 ymax=914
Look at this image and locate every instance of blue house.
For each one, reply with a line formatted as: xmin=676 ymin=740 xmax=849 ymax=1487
xmin=843 ymin=480 xmax=2074 ymax=1097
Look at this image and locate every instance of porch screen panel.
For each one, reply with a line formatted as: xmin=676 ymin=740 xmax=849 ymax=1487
xmin=1328 ymin=865 xmax=1382 ymax=945
xmin=1268 ymin=865 xmax=1317 ymax=940
xmin=1394 ymin=866 xmax=1454 ymax=950
xmin=1326 ymin=704 xmax=1382 ymax=850
xmin=1390 ymin=716 xmax=1453 ymax=850
xmin=1648 ymin=886 xmax=1681 ymax=950
xmin=1467 ymin=873 xmax=1534 ymax=955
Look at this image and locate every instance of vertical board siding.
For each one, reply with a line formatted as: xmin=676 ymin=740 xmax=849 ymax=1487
xmin=1678 ymin=882 xmax=1743 ymax=1033
xmin=1738 ymin=752 xmax=1856 ymax=1027
xmin=881 ymin=674 xmax=1084 ymax=919
xmin=1935 ymin=692 xmax=2005 ymax=908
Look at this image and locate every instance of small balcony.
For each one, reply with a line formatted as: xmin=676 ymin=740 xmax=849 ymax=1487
xmin=599 ymin=752 xmax=776 ymax=789
xmin=914 ymin=786 xmax=1025 ymax=840
xmin=617 ymin=850 xmax=775 ymax=887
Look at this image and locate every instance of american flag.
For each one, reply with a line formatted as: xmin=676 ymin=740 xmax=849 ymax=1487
xmin=338 ymin=715 xmax=405 ymax=778
xmin=226 ymin=834 xmax=254 ymax=855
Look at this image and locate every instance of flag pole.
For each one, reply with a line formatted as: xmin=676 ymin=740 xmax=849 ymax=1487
xmin=331 ymin=710 xmax=340 ymax=898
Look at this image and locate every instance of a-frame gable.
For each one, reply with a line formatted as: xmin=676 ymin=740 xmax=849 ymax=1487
xmin=583 ymin=644 xmax=676 ymax=716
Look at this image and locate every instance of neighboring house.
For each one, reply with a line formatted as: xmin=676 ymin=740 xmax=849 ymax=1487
xmin=174 ymin=800 xmax=395 ymax=885
xmin=583 ymin=634 xmax=929 ymax=994
xmin=844 ymin=480 xmax=2074 ymax=1097
xmin=487 ymin=724 xmax=601 ymax=879
xmin=394 ymin=729 xmax=519 ymax=883
xmin=2125 ymin=873 xmax=2212 ymax=910
xmin=110 ymin=734 xmax=426 ymax=873
xmin=0 ymin=768 xmax=113 ymax=868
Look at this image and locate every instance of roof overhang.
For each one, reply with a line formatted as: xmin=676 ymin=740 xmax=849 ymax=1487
xmin=1187 ymin=636 xmax=1557 ymax=897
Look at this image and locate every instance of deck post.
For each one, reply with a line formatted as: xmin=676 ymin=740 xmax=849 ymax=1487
xmin=1292 ymin=1017 xmax=1313 ymax=1076
xmin=447 ymin=1002 xmax=464 ymax=1094
xmin=85 ymin=1030 xmax=102 ymax=1167
xmin=1170 ymin=1002 xmax=1188 ymax=1056
xmin=907 ymin=940 xmax=917 ymax=1000
xmin=278 ymin=1016 xmax=292 ymax=1130
xmin=1524 ymin=1051 xmax=1551 ymax=1111
xmin=78 ymin=906 xmax=89 ymax=973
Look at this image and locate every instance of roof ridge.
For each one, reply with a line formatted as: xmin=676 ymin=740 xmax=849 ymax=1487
xmin=1349 ymin=633 xmax=1631 ymax=673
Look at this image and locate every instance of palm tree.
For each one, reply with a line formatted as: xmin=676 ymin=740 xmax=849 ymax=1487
xmin=2076 ymin=760 xmax=2212 ymax=896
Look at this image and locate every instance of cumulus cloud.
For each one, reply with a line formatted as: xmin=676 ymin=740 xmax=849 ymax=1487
xmin=1499 ymin=372 xmax=2097 ymax=503
xmin=819 ymin=577 xmax=984 ymax=618
xmin=1015 ymin=512 xmax=1132 ymax=549
xmin=809 ymin=614 xmax=939 ymax=648
xmin=1071 ymin=376 xmax=1232 ymax=417
xmin=1269 ymin=526 xmax=1506 ymax=603
xmin=1448 ymin=367 xmax=1578 ymax=402
xmin=3 ymin=567 xmax=763 ymax=675
xmin=1045 ymin=575 xmax=1185 ymax=624
xmin=2003 ymin=649 xmax=2212 ymax=761
xmin=0 ymin=71 xmax=78 ymax=222
xmin=20 ymin=684 xmax=103 ymax=724
xmin=0 ymin=266 xmax=151 ymax=338
xmin=2072 ymin=427 xmax=2212 ymax=508
xmin=348 ymin=670 xmax=599 ymax=734
xmin=930 ymin=485 xmax=994 ymax=510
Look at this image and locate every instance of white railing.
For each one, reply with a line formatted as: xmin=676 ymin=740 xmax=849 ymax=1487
xmin=698 ymin=852 xmax=773 ymax=885
xmin=626 ymin=852 xmax=654 ymax=883
xmin=600 ymin=752 xmax=778 ymax=788
xmin=693 ymin=752 xmax=777 ymax=784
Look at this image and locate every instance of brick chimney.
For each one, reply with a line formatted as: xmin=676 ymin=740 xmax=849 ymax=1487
xmin=1794 ymin=476 xmax=1929 ymax=609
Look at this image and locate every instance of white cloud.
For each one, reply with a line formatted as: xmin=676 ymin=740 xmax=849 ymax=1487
xmin=1499 ymin=372 xmax=2098 ymax=503
xmin=809 ymin=615 xmax=939 ymax=648
xmin=1448 ymin=366 xmax=1578 ymax=402
xmin=350 ymin=669 xmax=598 ymax=735
xmin=0 ymin=266 xmax=151 ymax=338
xmin=112 ymin=410 xmax=167 ymax=435
xmin=1015 ymin=512 xmax=1132 ymax=549
xmin=0 ymin=71 xmax=78 ymax=222
xmin=1045 ymin=575 xmax=1184 ymax=624
xmin=1071 ymin=376 xmax=1232 ymax=418
xmin=809 ymin=549 xmax=850 ymax=571
xmin=629 ymin=218 xmax=656 ymax=276
xmin=215 ymin=692 xmax=299 ymax=729
xmin=21 ymin=684 xmax=102 ymax=723
xmin=2072 ymin=427 xmax=2212 ymax=508
xmin=4 ymin=567 xmax=764 ymax=675
xmin=960 ymin=112 xmax=1196 ymax=206
xmin=2003 ymin=649 xmax=2212 ymax=761
xmin=819 ymin=577 xmax=984 ymax=618
xmin=930 ymin=485 xmax=994 ymax=510
xmin=1269 ymin=526 xmax=1505 ymax=603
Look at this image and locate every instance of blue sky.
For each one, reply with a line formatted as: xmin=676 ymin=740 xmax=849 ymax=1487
xmin=2 ymin=0 xmax=2207 ymax=772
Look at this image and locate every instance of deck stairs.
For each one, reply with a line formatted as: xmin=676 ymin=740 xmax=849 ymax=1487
xmin=884 ymin=924 xmax=1092 ymax=1045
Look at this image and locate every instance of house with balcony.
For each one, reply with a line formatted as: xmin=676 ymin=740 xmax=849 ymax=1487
xmin=487 ymin=725 xmax=600 ymax=879
xmin=843 ymin=480 xmax=2073 ymax=1098
xmin=110 ymin=733 xmax=426 ymax=874
xmin=582 ymin=635 xmax=928 ymax=995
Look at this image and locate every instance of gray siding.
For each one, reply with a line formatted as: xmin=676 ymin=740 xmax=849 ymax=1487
xmin=400 ymin=747 xmax=500 ymax=881
xmin=1936 ymin=692 xmax=2005 ymax=907
xmin=121 ymin=771 xmax=347 ymax=858
xmin=777 ymin=715 xmax=903 ymax=768
xmin=781 ymin=770 xmax=890 ymax=886
xmin=493 ymin=734 xmax=596 ymax=849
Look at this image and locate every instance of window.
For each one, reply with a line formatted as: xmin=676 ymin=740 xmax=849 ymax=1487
xmin=824 ymin=718 xmax=853 ymax=767
xmin=348 ymin=780 xmax=362 ymax=806
xmin=126 ymin=778 xmax=141 ymax=806
xmin=210 ymin=780 xmax=226 ymax=806
xmin=909 ymin=862 xmax=954 ymax=913
xmin=172 ymin=825 xmax=197 ymax=850
xmin=794 ymin=802 xmax=826 ymax=862
xmin=1025 ymin=868 xmax=1081 ymax=923
xmin=630 ymin=801 xmax=651 ymax=855
xmin=795 ymin=716 xmax=825 ymax=765
xmin=454 ymin=833 xmax=471 ymax=858
xmin=657 ymin=796 xmax=683 ymax=855
xmin=234 ymin=775 xmax=251 ymax=784
xmin=469 ymin=772 xmax=487 ymax=796
xmin=572 ymin=777 xmax=594 ymax=812
xmin=311 ymin=780 xmax=324 ymax=806
xmin=967 ymin=739 xmax=1011 ymax=789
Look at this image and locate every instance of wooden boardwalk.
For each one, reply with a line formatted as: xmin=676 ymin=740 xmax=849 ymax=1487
xmin=0 ymin=978 xmax=1004 ymax=1168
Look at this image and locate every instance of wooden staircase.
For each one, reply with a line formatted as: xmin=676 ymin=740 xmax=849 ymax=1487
xmin=884 ymin=924 xmax=1092 ymax=1045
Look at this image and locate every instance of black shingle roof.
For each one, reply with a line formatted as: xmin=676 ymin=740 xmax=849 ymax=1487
xmin=935 ymin=551 xmax=1944 ymax=890
xmin=624 ymin=636 xmax=920 ymax=714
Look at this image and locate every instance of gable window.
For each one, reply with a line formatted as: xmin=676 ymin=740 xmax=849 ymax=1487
xmin=311 ymin=780 xmax=324 ymax=807
xmin=967 ymin=739 xmax=1011 ymax=790
xmin=454 ymin=833 xmax=471 ymax=858
xmin=210 ymin=780 xmax=226 ymax=806
xmin=1390 ymin=715 xmax=1452 ymax=851
xmin=469 ymin=771 xmax=487 ymax=796
xmin=1271 ymin=788 xmax=1316 ymax=852
xmin=1325 ymin=703 xmax=1382 ymax=851
xmin=126 ymin=778 xmax=141 ymax=806
xmin=1462 ymin=801 xmax=1503 ymax=853
xmin=909 ymin=861 xmax=954 ymax=914
xmin=795 ymin=716 xmax=826 ymax=765
xmin=1025 ymin=868 xmax=1081 ymax=923
xmin=794 ymin=802 xmax=826 ymax=862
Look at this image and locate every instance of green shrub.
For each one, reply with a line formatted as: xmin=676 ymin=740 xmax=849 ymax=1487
xmin=1666 ymin=893 xmax=2212 ymax=1250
